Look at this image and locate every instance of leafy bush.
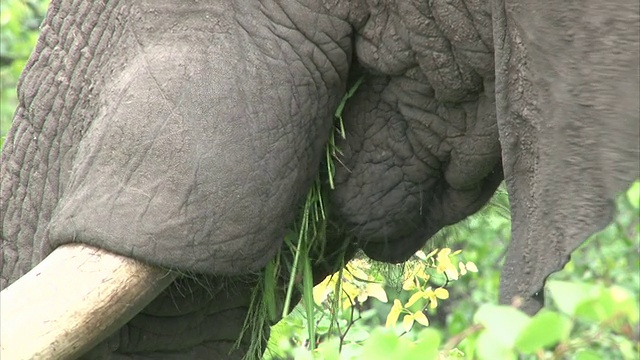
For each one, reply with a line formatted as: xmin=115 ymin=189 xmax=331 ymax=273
xmin=266 ymin=182 xmax=639 ymax=359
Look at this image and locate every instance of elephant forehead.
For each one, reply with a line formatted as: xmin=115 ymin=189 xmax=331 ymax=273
xmin=354 ymin=0 xmax=494 ymax=102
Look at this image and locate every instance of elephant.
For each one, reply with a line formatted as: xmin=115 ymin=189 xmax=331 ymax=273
xmin=1 ymin=0 xmax=638 ymax=358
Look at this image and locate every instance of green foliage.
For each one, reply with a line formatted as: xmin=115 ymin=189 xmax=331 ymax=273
xmin=359 ymin=328 xmax=441 ymax=360
xmin=383 ymin=248 xmax=477 ymax=332
xmin=515 ymin=310 xmax=571 ymax=352
xmin=470 ymin=281 xmax=638 ymax=360
xmin=267 ymin=181 xmax=639 ymax=359
xmin=264 ymin=248 xmax=477 ymax=359
xmin=267 ymin=269 xmax=639 ymax=360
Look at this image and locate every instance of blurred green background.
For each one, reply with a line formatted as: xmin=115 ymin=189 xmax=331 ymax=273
xmin=266 ymin=183 xmax=639 ymax=359
xmin=1 ymin=1 xmax=638 ymax=359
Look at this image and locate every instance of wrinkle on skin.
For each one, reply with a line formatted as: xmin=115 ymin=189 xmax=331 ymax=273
xmin=494 ymin=0 xmax=639 ymax=313
xmin=357 ymin=0 xmax=493 ymax=101
xmin=0 ymin=0 xmax=355 ymax=297
xmin=1 ymin=0 xmax=124 ymax=288
xmin=332 ymin=0 xmax=502 ymax=262
xmin=5 ymin=0 xmax=635 ymax=357
xmin=80 ymin=276 xmax=256 ymax=358
xmin=4 ymin=1 xmax=357 ymax=356
xmin=42 ymin=0 xmax=353 ymax=276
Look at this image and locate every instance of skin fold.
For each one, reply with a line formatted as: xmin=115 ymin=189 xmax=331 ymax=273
xmin=0 ymin=0 xmax=637 ymax=358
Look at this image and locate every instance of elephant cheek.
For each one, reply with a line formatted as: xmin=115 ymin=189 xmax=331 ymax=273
xmin=47 ymin=41 xmax=313 ymax=275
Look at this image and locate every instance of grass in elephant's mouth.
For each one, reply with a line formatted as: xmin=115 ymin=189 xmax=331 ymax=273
xmin=234 ymin=75 xmax=513 ymax=359
xmin=236 ymin=77 xmax=365 ymax=360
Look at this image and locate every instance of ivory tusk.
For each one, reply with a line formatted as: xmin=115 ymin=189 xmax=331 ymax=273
xmin=0 ymin=243 xmax=177 ymax=360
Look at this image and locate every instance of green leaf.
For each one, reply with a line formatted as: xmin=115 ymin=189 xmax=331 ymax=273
xmin=626 ymin=180 xmax=640 ymax=209
xmin=575 ymin=285 xmax=639 ymax=330
xmin=405 ymin=328 xmax=441 ymax=360
xmin=515 ymin=310 xmax=572 ymax=353
xmin=445 ymin=348 xmax=465 ymax=359
xmin=547 ymin=280 xmax=599 ymax=316
xmin=574 ymin=349 xmax=602 ymax=360
xmin=360 ymin=328 xmax=405 ymax=360
xmin=458 ymin=330 xmax=478 ymax=359
xmin=574 ymin=289 xmax=616 ymax=324
xmin=618 ymin=336 xmax=639 ymax=360
xmin=475 ymin=330 xmax=517 ymax=360
xmin=344 ymin=327 xmax=370 ymax=342
xmin=291 ymin=347 xmax=314 ymax=360
xmin=315 ymin=338 xmax=341 ymax=360
xmin=473 ymin=304 xmax=531 ymax=348
xmin=302 ymin=257 xmax=316 ymax=351
xmin=263 ymin=259 xmax=278 ymax=322
xmin=448 ymin=312 xmax=468 ymax=335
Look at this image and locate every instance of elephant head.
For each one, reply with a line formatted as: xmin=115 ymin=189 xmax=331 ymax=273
xmin=1 ymin=0 xmax=638 ymax=358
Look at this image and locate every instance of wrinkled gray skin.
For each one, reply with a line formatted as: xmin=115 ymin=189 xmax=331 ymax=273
xmin=1 ymin=0 xmax=638 ymax=358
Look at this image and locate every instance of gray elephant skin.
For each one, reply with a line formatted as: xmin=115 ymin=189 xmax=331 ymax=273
xmin=1 ymin=0 xmax=638 ymax=358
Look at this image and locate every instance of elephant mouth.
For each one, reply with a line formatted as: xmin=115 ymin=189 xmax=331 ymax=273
xmin=358 ymin=230 xmax=429 ymax=264
xmin=0 ymin=244 xmax=176 ymax=359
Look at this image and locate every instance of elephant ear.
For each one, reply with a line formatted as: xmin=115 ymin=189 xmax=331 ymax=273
xmin=493 ymin=0 xmax=639 ymax=314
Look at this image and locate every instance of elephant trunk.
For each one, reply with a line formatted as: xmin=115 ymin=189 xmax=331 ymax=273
xmin=0 ymin=244 xmax=176 ymax=359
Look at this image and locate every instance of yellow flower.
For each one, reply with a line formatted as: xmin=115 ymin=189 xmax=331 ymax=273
xmin=404 ymin=286 xmax=450 ymax=309
xmin=313 ymin=258 xmax=391 ymax=308
xmin=415 ymin=265 xmax=430 ymax=282
xmin=459 ymin=261 xmax=467 ymax=276
xmin=436 ymin=248 xmax=459 ymax=280
xmin=403 ymin=275 xmax=418 ymax=291
xmin=420 ymin=287 xmax=450 ymax=309
xmin=345 ymin=262 xmax=370 ymax=281
xmin=458 ymin=261 xmax=479 ymax=276
xmin=401 ymin=310 xmax=430 ymax=332
xmin=402 ymin=314 xmax=414 ymax=332
xmin=426 ymin=248 xmax=439 ymax=259
xmin=361 ymin=282 xmax=388 ymax=303
xmin=313 ymin=274 xmax=337 ymax=305
xmin=385 ymin=299 xmax=404 ymax=328
xmin=465 ymin=261 xmax=478 ymax=272
xmin=341 ymin=281 xmax=361 ymax=309
xmin=413 ymin=310 xmax=430 ymax=327
xmin=405 ymin=290 xmax=427 ymax=308
xmin=402 ymin=263 xmax=430 ymax=291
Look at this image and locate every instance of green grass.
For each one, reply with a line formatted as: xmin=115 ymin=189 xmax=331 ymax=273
xmin=237 ymin=77 xmax=366 ymax=359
